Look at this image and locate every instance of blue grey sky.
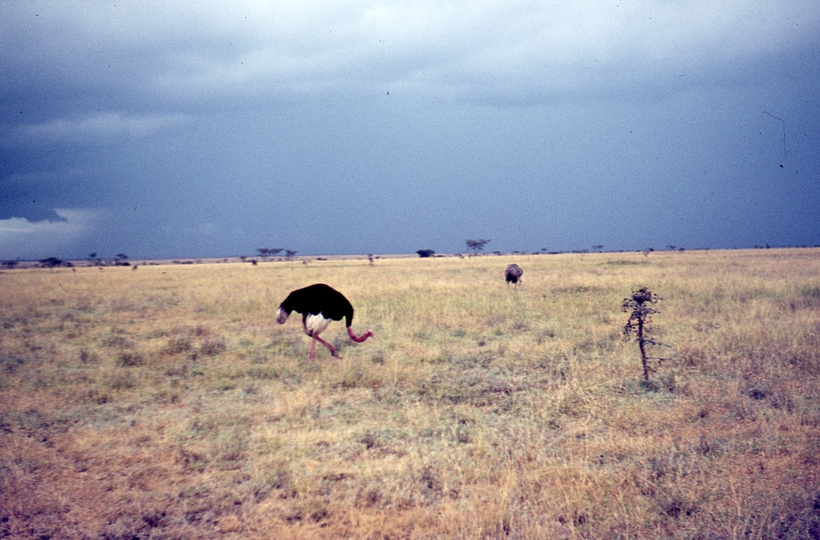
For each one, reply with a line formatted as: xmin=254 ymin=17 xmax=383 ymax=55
xmin=2 ymin=1 xmax=818 ymax=260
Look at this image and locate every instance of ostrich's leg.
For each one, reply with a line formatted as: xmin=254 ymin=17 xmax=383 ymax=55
xmin=313 ymin=334 xmax=339 ymax=357
xmin=309 ymin=337 xmax=317 ymax=361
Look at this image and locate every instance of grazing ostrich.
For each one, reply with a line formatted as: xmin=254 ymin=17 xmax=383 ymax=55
xmin=276 ymin=283 xmax=374 ymax=360
xmin=505 ymin=263 xmax=523 ymax=286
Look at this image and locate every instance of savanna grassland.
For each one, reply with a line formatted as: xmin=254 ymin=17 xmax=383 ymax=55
xmin=1 ymin=249 xmax=819 ymax=539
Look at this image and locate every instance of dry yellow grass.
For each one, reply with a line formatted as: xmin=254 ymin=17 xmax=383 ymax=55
xmin=1 ymin=249 xmax=819 ymax=538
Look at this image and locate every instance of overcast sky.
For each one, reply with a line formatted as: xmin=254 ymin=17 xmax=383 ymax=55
xmin=2 ymin=0 xmax=819 ymax=260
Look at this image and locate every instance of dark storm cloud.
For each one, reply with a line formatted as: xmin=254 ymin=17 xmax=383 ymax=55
xmin=1 ymin=0 xmax=819 ymax=259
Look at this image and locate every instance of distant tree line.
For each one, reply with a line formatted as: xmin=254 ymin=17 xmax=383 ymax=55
xmin=86 ymin=253 xmax=130 ymax=266
xmin=39 ymin=257 xmax=73 ymax=268
xmin=407 ymin=240 xmax=698 ymax=258
xmin=249 ymin=248 xmax=298 ymax=264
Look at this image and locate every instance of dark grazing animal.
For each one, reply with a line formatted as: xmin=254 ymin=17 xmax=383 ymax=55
xmin=276 ymin=283 xmax=374 ymax=360
xmin=505 ymin=263 xmax=523 ymax=285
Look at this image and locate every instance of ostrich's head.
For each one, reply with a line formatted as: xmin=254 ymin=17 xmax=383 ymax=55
xmin=276 ymin=306 xmax=290 ymax=324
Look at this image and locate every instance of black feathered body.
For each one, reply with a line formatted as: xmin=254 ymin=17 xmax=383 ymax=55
xmin=505 ymin=263 xmax=523 ymax=284
xmin=277 ymin=283 xmax=355 ymax=329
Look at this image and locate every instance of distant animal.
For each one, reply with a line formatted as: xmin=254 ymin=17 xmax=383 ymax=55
xmin=505 ymin=264 xmax=523 ymax=285
xmin=276 ymin=283 xmax=374 ymax=360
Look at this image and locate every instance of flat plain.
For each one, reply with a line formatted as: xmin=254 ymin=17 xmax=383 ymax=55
xmin=1 ymin=248 xmax=819 ymax=539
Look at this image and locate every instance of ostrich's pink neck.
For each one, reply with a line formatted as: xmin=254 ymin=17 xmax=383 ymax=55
xmin=348 ymin=326 xmax=374 ymax=343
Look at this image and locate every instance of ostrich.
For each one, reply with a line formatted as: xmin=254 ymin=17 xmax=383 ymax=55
xmin=276 ymin=283 xmax=374 ymax=360
xmin=505 ymin=263 xmax=523 ymax=286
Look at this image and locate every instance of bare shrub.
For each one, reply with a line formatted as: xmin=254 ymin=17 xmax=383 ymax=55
xmin=622 ymin=287 xmax=665 ymax=381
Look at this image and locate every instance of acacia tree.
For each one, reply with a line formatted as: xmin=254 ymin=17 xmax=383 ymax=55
xmin=257 ymin=248 xmax=283 ymax=260
xmin=466 ymin=239 xmax=490 ymax=256
xmin=622 ymin=287 xmax=664 ymax=381
xmin=39 ymin=257 xmax=66 ymax=268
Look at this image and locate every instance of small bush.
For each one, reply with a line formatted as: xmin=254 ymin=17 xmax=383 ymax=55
xmin=161 ymin=337 xmax=192 ymax=356
xmin=116 ymin=351 xmax=144 ymax=367
xmin=199 ymin=337 xmax=227 ymax=356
